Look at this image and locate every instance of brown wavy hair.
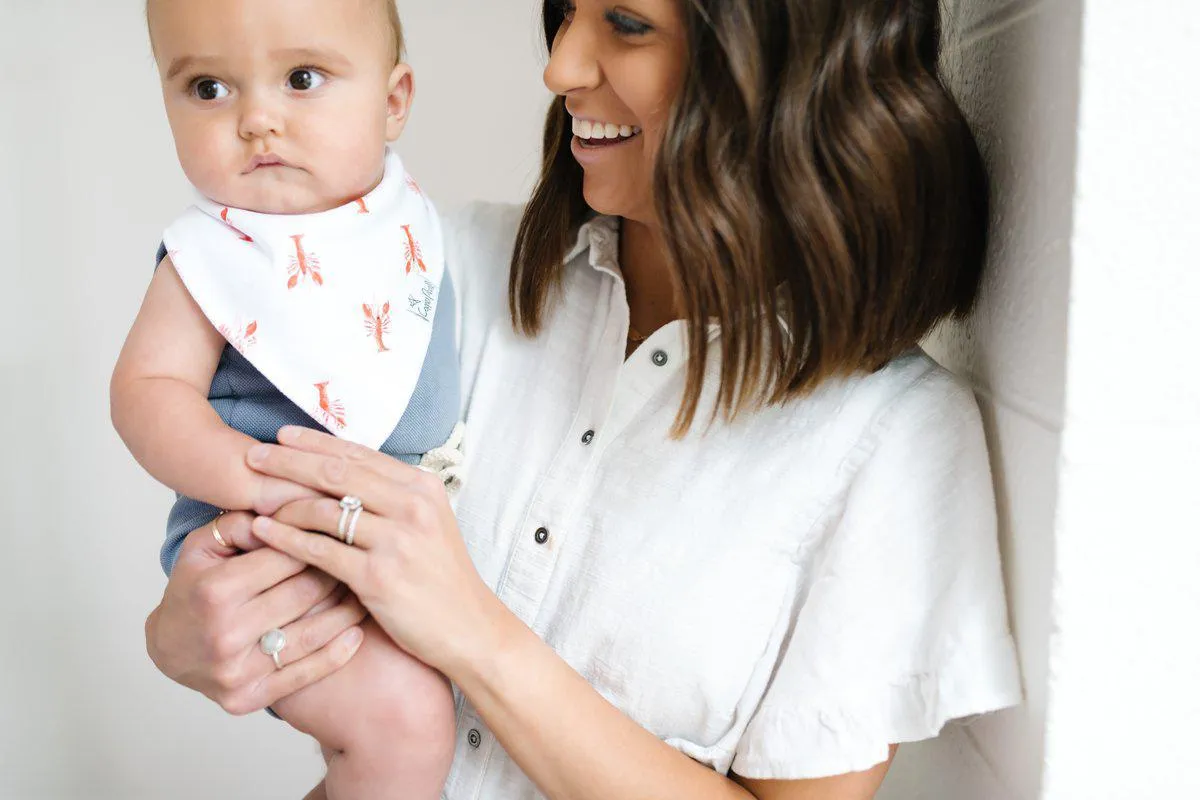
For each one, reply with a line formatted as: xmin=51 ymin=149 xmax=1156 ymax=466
xmin=511 ymin=0 xmax=988 ymax=434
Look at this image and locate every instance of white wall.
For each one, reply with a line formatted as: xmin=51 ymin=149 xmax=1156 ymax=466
xmin=1042 ymin=3 xmax=1200 ymax=798
xmin=1 ymin=2 xmax=548 ymax=798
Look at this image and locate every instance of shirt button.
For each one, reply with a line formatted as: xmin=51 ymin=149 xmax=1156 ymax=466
xmin=652 ymin=349 xmax=669 ymax=367
xmin=581 ymin=430 xmax=595 ymax=445
xmin=534 ymin=527 xmax=550 ymax=545
xmin=468 ymin=729 xmax=482 ymax=748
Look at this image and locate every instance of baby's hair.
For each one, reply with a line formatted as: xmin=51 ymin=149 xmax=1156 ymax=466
xmin=381 ymin=0 xmax=406 ymax=65
xmin=145 ymin=0 xmax=406 ymax=65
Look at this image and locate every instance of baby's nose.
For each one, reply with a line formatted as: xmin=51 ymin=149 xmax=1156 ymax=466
xmin=238 ymin=93 xmax=284 ymax=140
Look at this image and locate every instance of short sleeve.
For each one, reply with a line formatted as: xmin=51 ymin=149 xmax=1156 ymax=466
xmin=731 ymin=370 xmax=1023 ymax=780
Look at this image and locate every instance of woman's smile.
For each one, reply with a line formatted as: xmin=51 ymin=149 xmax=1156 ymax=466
xmin=569 ymin=113 xmax=643 ymax=164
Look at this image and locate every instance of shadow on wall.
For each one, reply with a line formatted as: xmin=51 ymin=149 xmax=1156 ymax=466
xmin=882 ymin=1 xmax=1083 ymax=799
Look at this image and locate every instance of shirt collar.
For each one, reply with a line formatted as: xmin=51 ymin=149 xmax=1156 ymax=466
xmin=563 ymin=215 xmax=622 ymax=280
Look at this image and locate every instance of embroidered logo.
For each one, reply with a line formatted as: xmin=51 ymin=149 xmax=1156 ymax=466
xmin=355 ymin=197 xmax=370 ymax=214
xmin=313 ymin=381 xmax=347 ymax=431
xmin=401 ymin=224 xmax=427 ymax=275
xmin=363 ymin=302 xmax=392 ymax=352
xmin=220 ymin=208 xmax=254 ymax=243
xmin=405 ymin=176 xmax=424 ymax=198
xmin=407 ymin=278 xmax=436 ymax=322
xmin=287 ymin=234 xmax=324 ymax=289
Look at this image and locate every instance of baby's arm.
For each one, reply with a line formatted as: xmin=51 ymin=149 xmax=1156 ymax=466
xmin=111 ymin=257 xmax=310 ymax=515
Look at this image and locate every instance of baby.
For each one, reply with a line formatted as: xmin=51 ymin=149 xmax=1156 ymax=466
xmin=111 ymin=0 xmax=461 ymax=797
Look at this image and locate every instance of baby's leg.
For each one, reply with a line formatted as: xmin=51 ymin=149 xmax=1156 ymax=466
xmin=272 ymin=617 xmax=456 ymax=800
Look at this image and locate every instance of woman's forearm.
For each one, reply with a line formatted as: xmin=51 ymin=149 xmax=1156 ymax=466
xmin=450 ymin=600 xmax=756 ymax=800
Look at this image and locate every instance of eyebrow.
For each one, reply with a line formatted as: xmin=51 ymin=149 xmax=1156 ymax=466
xmin=164 ymin=48 xmax=352 ymax=82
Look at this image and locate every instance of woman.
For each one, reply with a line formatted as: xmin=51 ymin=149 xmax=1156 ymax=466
xmin=145 ymin=0 xmax=1022 ymax=797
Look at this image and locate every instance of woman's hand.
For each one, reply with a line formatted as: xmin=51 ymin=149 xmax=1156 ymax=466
xmin=145 ymin=512 xmax=368 ymax=715
xmin=244 ymin=425 xmax=504 ymax=675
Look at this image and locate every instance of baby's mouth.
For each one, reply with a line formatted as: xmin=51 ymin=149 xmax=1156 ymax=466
xmin=244 ymin=153 xmax=294 ymax=173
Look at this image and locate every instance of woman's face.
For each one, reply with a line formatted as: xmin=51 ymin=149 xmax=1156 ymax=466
xmin=544 ymin=0 xmax=688 ymax=226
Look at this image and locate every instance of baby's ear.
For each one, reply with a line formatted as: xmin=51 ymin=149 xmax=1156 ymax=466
xmin=385 ymin=63 xmax=415 ymax=142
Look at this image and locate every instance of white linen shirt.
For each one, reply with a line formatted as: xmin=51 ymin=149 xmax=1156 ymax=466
xmin=439 ymin=203 xmax=1022 ymax=799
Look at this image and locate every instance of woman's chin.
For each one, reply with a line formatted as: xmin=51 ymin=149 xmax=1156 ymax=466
xmin=581 ymin=183 xmax=647 ymax=223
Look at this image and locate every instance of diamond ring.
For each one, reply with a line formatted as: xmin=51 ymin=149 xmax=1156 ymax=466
xmin=337 ymin=496 xmax=364 ymax=543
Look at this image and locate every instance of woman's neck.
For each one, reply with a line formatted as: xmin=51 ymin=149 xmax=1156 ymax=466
xmin=619 ymin=217 xmax=680 ymax=342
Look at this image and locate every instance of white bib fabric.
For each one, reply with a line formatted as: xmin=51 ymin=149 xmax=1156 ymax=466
xmin=163 ymin=150 xmax=444 ymax=449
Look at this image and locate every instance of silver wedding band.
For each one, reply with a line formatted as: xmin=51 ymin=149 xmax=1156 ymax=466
xmin=337 ymin=496 xmax=364 ymax=546
xmin=212 ymin=512 xmax=233 ymax=549
xmin=259 ymin=628 xmax=286 ymax=670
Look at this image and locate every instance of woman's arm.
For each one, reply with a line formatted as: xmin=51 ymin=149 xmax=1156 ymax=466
xmin=110 ymin=258 xmax=310 ymax=513
xmin=245 ymin=429 xmax=897 ymax=800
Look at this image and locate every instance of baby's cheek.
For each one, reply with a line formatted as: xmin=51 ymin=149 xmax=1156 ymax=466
xmin=314 ymin=125 xmax=387 ymax=198
xmin=178 ymin=134 xmax=234 ymax=198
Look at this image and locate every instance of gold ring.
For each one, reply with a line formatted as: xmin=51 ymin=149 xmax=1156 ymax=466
xmin=212 ymin=512 xmax=234 ymax=549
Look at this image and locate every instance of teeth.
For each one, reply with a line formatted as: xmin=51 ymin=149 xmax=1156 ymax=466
xmin=571 ymin=116 xmax=642 ymax=141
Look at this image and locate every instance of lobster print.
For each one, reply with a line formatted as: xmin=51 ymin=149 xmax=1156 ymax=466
xmin=314 ymin=382 xmax=347 ymax=430
xmin=220 ymin=208 xmax=254 ymax=242
xmin=355 ymin=197 xmax=370 ymax=214
xmin=217 ymin=320 xmax=258 ymax=355
xmin=363 ymin=303 xmax=392 ymax=352
xmin=401 ymin=224 xmax=427 ymax=275
xmin=287 ymin=234 xmax=323 ymax=289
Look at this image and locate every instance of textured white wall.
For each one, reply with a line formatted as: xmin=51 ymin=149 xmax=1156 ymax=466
xmin=0 ymin=2 xmax=548 ymax=798
xmin=1042 ymin=3 xmax=1200 ymax=798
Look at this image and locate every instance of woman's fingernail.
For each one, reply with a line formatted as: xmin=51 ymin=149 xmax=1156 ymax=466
xmin=278 ymin=426 xmax=301 ymax=444
xmin=252 ymin=516 xmax=272 ymax=534
xmin=343 ymin=627 xmax=364 ymax=653
xmin=247 ymin=444 xmax=270 ymax=464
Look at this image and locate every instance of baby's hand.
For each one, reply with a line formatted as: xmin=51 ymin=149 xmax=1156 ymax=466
xmin=252 ymin=475 xmax=323 ymax=517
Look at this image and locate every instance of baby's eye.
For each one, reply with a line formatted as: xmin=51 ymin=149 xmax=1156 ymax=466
xmin=192 ymin=78 xmax=230 ymax=102
xmin=288 ymin=69 xmax=326 ymax=91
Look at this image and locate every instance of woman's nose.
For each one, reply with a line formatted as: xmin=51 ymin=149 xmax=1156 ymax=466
xmin=543 ymin=19 xmax=602 ymax=96
xmin=238 ymin=92 xmax=284 ymax=140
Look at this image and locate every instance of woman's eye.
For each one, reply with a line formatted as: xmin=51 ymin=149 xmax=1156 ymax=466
xmin=192 ymin=78 xmax=230 ymax=102
xmin=606 ymin=10 xmax=651 ymax=36
xmin=288 ymin=68 xmax=326 ymax=91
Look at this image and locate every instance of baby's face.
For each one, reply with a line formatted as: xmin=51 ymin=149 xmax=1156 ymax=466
xmin=150 ymin=0 xmax=408 ymax=214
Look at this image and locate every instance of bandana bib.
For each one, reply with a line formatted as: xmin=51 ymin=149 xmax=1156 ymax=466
xmin=163 ymin=150 xmax=444 ymax=450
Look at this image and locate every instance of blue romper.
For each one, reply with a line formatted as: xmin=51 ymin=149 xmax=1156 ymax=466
xmin=155 ymin=243 xmax=461 ymax=574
